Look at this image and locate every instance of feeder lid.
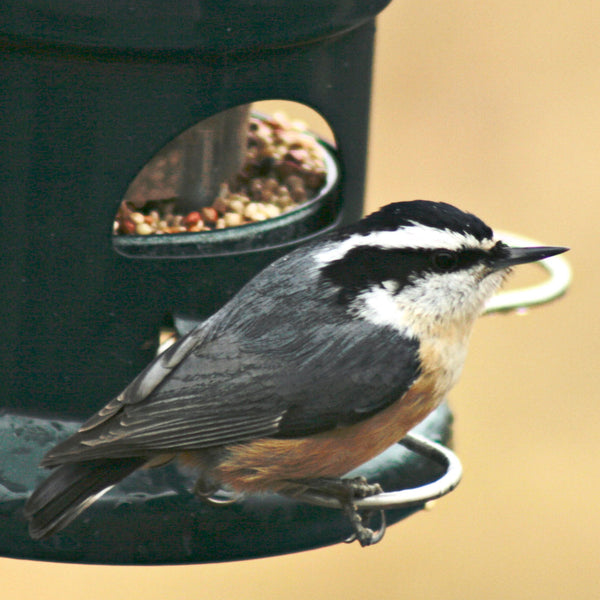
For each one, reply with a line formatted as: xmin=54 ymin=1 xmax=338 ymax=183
xmin=0 ymin=0 xmax=393 ymax=54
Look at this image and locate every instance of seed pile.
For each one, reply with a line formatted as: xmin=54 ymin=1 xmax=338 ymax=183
xmin=114 ymin=113 xmax=328 ymax=236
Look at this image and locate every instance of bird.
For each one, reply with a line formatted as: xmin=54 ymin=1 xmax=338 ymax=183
xmin=24 ymin=200 xmax=568 ymax=545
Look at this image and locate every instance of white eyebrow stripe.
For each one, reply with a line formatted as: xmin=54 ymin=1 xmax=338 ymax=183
xmin=315 ymin=223 xmax=494 ymax=265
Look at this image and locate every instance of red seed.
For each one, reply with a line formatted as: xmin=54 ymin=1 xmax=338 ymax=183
xmin=183 ymin=211 xmax=201 ymax=226
xmin=120 ymin=219 xmax=136 ymax=235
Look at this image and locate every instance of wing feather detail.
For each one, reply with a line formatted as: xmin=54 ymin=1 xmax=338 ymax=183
xmin=42 ymin=249 xmax=421 ymax=467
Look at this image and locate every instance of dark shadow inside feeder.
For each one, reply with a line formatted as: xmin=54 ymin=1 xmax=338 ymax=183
xmin=115 ymin=103 xmax=334 ymax=237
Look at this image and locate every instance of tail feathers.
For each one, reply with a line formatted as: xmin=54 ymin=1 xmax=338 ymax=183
xmin=24 ymin=457 xmax=146 ymax=540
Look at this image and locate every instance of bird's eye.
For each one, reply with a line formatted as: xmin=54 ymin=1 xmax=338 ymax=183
xmin=431 ymin=250 xmax=458 ymax=272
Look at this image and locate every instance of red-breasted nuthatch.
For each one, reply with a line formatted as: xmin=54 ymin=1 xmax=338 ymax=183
xmin=24 ymin=200 xmax=568 ymax=545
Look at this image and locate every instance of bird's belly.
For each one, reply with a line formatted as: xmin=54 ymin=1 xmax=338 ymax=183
xmin=205 ymin=374 xmax=443 ymax=493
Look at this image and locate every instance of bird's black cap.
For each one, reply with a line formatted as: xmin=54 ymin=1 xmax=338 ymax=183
xmin=336 ymin=201 xmax=494 ymax=242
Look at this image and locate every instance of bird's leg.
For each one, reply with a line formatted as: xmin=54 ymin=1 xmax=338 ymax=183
xmin=285 ymin=476 xmax=386 ymax=546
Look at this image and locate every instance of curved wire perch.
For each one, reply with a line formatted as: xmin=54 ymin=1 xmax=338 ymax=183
xmin=289 ymin=433 xmax=463 ymax=512
xmin=485 ymin=230 xmax=572 ymax=314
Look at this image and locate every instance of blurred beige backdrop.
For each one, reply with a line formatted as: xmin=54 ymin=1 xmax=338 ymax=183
xmin=4 ymin=2 xmax=598 ymax=599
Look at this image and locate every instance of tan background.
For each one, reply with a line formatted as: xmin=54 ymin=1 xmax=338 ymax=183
xmin=3 ymin=1 xmax=598 ymax=598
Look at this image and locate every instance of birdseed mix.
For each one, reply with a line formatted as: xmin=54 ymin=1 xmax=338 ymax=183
xmin=114 ymin=113 xmax=328 ymax=236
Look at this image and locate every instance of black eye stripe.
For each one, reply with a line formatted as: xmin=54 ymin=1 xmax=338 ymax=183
xmin=320 ymin=245 xmax=490 ymax=304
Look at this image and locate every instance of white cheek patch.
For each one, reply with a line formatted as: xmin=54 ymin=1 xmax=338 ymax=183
xmin=401 ymin=271 xmax=482 ymax=317
xmin=353 ymin=265 xmax=506 ymax=337
xmin=402 ymin=267 xmax=504 ymax=319
xmin=315 ymin=223 xmax=495 ymax=266
xmin=352 ymin=285 xmax=414 ymax=334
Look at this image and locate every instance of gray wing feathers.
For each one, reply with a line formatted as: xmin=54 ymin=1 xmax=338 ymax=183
xmin=42 ymin=250 xmax=420 ymax=466
xmin=42 ymin=326 xmax=288 ymax=465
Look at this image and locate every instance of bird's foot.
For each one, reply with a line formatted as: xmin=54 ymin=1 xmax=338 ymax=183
xmin=286 ymin=476 xmax=387 ymax=547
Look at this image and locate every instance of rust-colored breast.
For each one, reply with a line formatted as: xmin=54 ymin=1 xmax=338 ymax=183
xmin=206 ymin=374 xmax=442 ymax=493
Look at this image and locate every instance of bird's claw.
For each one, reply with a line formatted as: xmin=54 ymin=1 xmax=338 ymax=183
xmin=286 ymin=476 xmax=387 ymax=546
xmin=193 ymin=479 xmax=240 ymax=506
xmin=343 ymin=507 xmax=387 ymax=546
xmin=340 ymin=476 xmax=383 ymax=499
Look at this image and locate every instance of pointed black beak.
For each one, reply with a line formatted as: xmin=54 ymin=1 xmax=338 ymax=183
xmin=490 ymin=245 xmax=569 ymax=270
